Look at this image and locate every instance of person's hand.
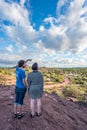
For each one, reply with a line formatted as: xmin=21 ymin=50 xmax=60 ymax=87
xmin=25 ymin=59 xmax=32 ymax=62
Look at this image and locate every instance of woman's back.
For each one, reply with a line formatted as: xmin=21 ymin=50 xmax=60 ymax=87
xmin=27 ymin=62 xmax=44 ymax=116
xmin=28 ymin=71 xmax=43 ymax=86
xmin=27 ymin=70 xmax=44 ymax=99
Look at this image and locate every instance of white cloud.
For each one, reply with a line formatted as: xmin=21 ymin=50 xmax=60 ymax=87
xmin=6 ymin=44 xmax=13 ymax=52
xmin=0 ymin=53 xmax=22 ymax=66
xmin=0 ymin=0 xmax=30 ymax=26
xmin=44 ymin=17 xmax=58 ymax=26
xmin=0 ymin=0 xmax=38 ymax=53
xmin=20 ymin=0 xmax=26 ymax=7
xmin=0 ymin=0 xmax=87 ymax=67
xmin=39 ymin=26 xmax=45 ymax=31
xmin=39 ymin=0 xmax=87 ymax=54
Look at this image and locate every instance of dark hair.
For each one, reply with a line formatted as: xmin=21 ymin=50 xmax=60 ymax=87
xmin=32 ymin=62 xmax=38 ymax=70
xmin=18 ymin=60 xmax=25 ymax=67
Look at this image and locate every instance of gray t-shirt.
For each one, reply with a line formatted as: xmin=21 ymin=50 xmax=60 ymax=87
xmin=27 ymin=71 xmax=44 ymax=99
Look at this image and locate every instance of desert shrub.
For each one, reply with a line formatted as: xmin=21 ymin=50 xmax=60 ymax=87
xmin=69 ymin=76 xmax=87 ymax=85
xmin=50 ymin=74 xmax=64 ymax=83
xmin=0 ymin=68 xmax=14 ymax=75
xmin=44 ymin=88 xmax=51 ymax=93
xmin=80 ymin=81 xmax=87 ymax=88
xmin=62 ymin=84 xmax=85 ymax=98
xmin=0 ymin=77 xmax=6 ymax=86
xmin=69 ymin=77 xmax=76 ymax=84
xmin=58 ymin=75 xmax=65 ymax=83
xmin=44 ymin=76 xmax=51 ymax=82
xmin=44 ymin=86 xmax=59 ymax=94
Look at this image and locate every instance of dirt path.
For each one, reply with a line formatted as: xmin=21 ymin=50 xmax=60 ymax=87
xmin=45 ymin=78 xmax=70 ymax=90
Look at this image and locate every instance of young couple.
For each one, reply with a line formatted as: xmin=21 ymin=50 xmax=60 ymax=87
xmin=13 ymin=60 xmax=44 ymax=119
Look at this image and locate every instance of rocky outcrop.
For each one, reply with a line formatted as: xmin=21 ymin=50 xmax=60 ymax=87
xmin=0 ymin=86 xmax=87 ymax=130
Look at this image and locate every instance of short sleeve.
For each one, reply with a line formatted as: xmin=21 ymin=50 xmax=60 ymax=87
xmin=21 ymin=70 xmax=26 ymax=79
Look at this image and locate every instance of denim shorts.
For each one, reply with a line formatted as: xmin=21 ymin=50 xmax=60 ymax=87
xmin=14 ymin=86 xmax=26 ymax=105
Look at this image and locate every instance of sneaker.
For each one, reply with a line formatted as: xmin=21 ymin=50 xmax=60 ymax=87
xmin=29 ymin=112 xmax=35 ymax=118
xmin=12 ymin=113 xmax=18 ymax=119
xmin=35 ymin=112 xmax=42 ymax=117
xmin=17 ymin=113 xmax=25 ymax=119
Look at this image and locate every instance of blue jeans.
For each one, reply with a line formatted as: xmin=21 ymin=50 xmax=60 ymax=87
xmin=14 ymin=86 xmax=26 ymax=105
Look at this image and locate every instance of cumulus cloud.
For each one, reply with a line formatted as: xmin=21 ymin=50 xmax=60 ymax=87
xmin=57 ymin=0 xmax=87 ymax=51
xmin=38 ymin=0 xmax=87 ymax=54
xmin=0 ymin=53 xmax=22 ymax=66
xmin=0 ymin=0 xmax=30 ymax=26
xmin=20 ymin=0 xmax=26 ymax=7
xmin=6 ymin=44 xmax=13 ymax=52
xmin=0 ymin=0 xmax=38 ymax=55
xmin=0 ymin=0 xmax=87 ymax=67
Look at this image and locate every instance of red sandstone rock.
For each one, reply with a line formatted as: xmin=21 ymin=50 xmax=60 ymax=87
xmin=0 ymin=86 xmax=87 ymax=130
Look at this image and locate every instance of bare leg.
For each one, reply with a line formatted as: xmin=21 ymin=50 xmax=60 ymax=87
xmin=30 ymin=99 xmax=35 ymax=115
xmin=18 ymin=105 xmax=22 ymax=113
xmin=14 ymin=104 xmax=17 ymax=114
xmin=37 ymin=98 xmax=41 ymax=114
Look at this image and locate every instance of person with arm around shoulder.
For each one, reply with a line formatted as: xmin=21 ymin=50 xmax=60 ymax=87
xmin=27 ymin=62 xmax=44 ymax=118
xmin=13 ymin=60 xmax=27 ymax=119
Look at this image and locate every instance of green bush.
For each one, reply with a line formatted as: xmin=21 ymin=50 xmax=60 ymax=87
xmin=69 ymin=77 xmax=76 ymax=84
xmin=44 ymin=86 xmax=59 ymax=95
xmin=62 ymin=84 xmax=85 ymax=98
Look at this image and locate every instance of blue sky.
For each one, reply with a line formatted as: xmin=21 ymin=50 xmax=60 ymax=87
xmin=0 ymin=0 xmax=87 ymax=67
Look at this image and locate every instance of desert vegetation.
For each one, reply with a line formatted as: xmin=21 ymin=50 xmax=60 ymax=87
xmin=0 ymin=67 xmax=15 ymax=86
xmin=0 ymin=67 xmax=87 ymax=102
xmin=61 ymin=68 xmax=87 ymax=102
